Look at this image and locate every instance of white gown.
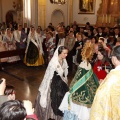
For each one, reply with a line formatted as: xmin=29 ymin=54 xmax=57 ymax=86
xmin=59 ymin=92 xmax=90 ymax=120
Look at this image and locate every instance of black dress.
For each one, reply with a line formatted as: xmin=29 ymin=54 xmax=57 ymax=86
xmin=34 ymin=71 xmax=69 ymax=120
xmin=50 ymin=71 xmax=69 ymax=116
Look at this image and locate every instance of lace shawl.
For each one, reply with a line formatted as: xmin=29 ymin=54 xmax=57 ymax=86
xmin=79 ymin=60 xmax=91 ymax=70
xmin=39 ymin=46 xmax=68 ymax=108
xmin=25 ymin=31 xmax=39 ymax=53
xmin=4 ymin=29 xmax=14 ymax=42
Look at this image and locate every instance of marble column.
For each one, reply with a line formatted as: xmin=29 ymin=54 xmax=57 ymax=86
xmin=23 ymin=0 xmax=31 ymax=26
xmin=23 ymin=0 xmax=38 ymax=28
xmin=31 ymin=0 xmax=38 ymax=28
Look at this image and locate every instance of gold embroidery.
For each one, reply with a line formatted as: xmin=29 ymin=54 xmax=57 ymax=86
xmin=71 ymin=71 xmax=98 ymax=106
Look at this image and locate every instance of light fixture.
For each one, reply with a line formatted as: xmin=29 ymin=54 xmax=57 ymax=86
xmin=50 ymin=0 xmax=66 ymax=5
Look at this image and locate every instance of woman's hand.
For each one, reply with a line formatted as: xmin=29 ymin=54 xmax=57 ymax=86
xmin=99 ymin=79 xmax=103 ymax=84
xmin=0 ymin=78 xmax=6 ymax=95
xmin=23 ymin=100 xmax=34 ymax=115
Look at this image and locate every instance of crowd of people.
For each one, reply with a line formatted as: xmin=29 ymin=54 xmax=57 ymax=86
xmin=0 ymin=21 xmax=120 ymax=68
xmin=0 ymin=21 xmax=120 ymax=120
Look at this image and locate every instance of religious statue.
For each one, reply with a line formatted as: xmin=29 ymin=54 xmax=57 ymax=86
xmin=79 ymin=0 xmax=93 ymax=12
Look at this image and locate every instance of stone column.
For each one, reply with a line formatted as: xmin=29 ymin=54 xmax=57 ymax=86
xmin=67 ymin=0 xmax=73 ymax=25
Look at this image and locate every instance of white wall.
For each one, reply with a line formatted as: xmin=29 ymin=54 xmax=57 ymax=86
xmin=0 ymin=0 xmax=102 ymax=27
xmin=72 ymin=0 xmax=102 ymax=25
xmin=1 ymin=0 xmax=15 ymax=22
xmin=46 ymin=0 xmax=102 ymax=27
xmin=46 ymin=0 xmax=68 ymax=27
xmin=51 ymin=10 xmax=64 ymax=27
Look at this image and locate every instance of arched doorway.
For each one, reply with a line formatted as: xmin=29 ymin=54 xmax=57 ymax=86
xmin=51 ymin=9 xmax=65 ymax=27
xmin=6 ymin=10 xmax=17 ymax=25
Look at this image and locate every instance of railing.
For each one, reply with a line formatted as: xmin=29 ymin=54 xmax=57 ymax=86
xmin=0 ymin=49 xmax=25 ymax=58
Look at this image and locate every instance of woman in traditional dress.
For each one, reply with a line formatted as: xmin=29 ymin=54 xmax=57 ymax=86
xmin=24 ymin=27 xmax=44 ymax=66
xmin=3 ymin=28 xmax=20 ymax=63
xmin=42 ymin=31 xmax=56 ymax=65
xmin=59 ymin=41 xmax=99 ymax=120
xmin=37 ymin=27 xmax=44 ymax=44
xmin=34 ymin=46 xmax=69 ymax=120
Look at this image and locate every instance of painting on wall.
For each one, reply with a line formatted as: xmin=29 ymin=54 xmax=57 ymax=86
xmin=78 ymin=0 xmax=95 ymax=14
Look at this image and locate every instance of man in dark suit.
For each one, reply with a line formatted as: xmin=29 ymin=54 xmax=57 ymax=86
xmin=113 ymin=27 xmax=120 ymax=45
xmin=22 ymin=23 xmax=30 ymax=36
xmin=97 ymin=27 xmax=105 ymax=38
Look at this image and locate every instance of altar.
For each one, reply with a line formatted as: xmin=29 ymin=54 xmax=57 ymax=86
xmin=96 ymin=0 xmax=120 ymax=27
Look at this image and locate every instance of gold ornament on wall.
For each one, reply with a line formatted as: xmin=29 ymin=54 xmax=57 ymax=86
xmin=50 ymin=0 xmax=66 ymax=5
xmin=78 ymin=0 xmax=95 ymax=14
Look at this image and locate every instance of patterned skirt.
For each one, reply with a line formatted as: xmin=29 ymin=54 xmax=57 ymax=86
xmin=24 ymin=41 xmax=44 ymax=66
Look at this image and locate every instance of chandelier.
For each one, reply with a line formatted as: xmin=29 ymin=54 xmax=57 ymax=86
xmin=50 ymin=0 xmax=66 ymax=5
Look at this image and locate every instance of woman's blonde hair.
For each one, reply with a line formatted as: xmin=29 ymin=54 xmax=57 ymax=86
xmin=81 ymin=41 xmax=94 ymax=63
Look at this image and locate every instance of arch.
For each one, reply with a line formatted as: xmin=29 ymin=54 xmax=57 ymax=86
xmin=6 ymin=10 xmax=17 ymax=25
xmin=51 ymin=9 xmax=65 ymax=27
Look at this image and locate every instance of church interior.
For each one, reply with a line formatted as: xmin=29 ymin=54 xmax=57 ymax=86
xmin=1 ymin=0 xmax=120 ymax=29
xmin=0 ymin=0 xmax=120 ymax=119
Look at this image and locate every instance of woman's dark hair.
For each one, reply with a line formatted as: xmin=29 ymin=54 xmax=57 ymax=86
xmin=108 ymin=36 xmax=115 ymax=43
xmin=98 ymin=48 xmax=110 ymax=64
xmin=91 ymin=36 xmax=98 ymax=43
xmin=58 ymin=46 xmax=68 ymax=55
xmin=86 ymin=22 xmax=90 ymax=25
xmin=4 ymin=85 xmax=15 ymax=95
xmin=112 ymin=45 xmax=120 ymax=61
xmin=0 ymin=100 xmax=26 ymax=120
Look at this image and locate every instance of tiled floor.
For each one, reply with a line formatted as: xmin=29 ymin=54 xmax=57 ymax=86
xmin=0 ymin=61 xmax=76 ymax=104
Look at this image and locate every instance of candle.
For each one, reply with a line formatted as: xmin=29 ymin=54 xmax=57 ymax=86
xmin=106 ymin=14 xmax=107 ymax=23
xmin=102 ymin=14 xmax=104 ymax=23
xmin=109 ymin=15 xmax=111 ymax=23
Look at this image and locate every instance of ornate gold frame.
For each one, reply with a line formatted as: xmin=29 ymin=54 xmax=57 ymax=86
xmin=78 ymin=0 xmax=95 ymax=14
